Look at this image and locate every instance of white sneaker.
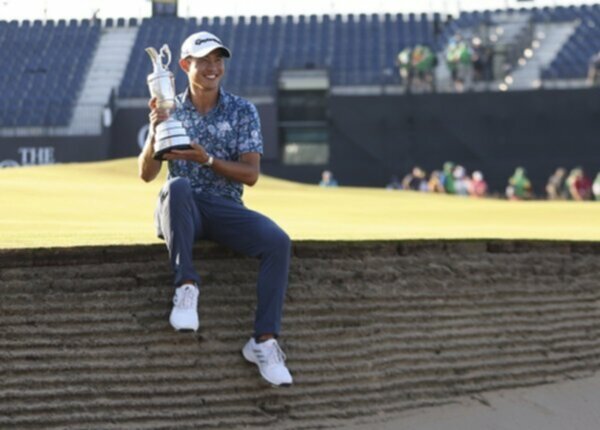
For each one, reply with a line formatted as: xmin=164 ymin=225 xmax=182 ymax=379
xmin=169 ymin=284 xmax=199 ymax=331
xmin=242 ymin=337 xmax=293 ymax=386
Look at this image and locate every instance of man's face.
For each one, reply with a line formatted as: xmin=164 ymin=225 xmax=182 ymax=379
xmin=181 ymin=49 xmax=225 ymax=92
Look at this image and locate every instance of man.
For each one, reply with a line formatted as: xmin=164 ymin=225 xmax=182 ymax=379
xmin=318 ymin=170 xmax=338 ymax=187
xmin=441 ymin=161 xmax=456 ymax=194
xmin=566 ymin=167 xmax=592 ymax=201
xmin=545 ymin=167 xmax=566 ymax=200
xmin=396 ymin=46 xmax=413 ymax=93
xmin=138 ymin=31 xmax=293 ymax=387
xmin=587 ymin=51 xmax=600 ymax=87
xmin=506 ymin=167 xmax=532 ymax=200
xmin=593 ymin=172 xmax=600 ymax=201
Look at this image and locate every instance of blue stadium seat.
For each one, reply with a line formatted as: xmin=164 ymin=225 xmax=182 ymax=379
xmin=543 ymin=7 xmax=600 ymax=81
xmin=0 ymin=19 xmax=100 ymax=126
xmin=92 ymin=5 xmax=600 ymax=100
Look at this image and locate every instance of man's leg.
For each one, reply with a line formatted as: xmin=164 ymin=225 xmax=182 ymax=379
xmin=155 ymin=177 xmax=203 ymax=287
xmin=155 ymin=178 xmax=205 ymax=331
xmin=197 ymin=194 xmax=291 ymax=338
xmin=196 ymin=194 xmax=293 ymax=386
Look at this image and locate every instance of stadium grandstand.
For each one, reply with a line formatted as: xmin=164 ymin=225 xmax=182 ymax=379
xmin=1 ymin=1 xmax=599 ymax=191
xmin=2 ymin=3 xmax=600 ymax=129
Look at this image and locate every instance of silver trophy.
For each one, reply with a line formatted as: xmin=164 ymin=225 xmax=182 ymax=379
xmin=146 ymin=44 xmax=191 ymax=160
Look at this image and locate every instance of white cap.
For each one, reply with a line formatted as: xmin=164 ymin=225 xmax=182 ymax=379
xmin=180 ymin=31 xmax=231 ymax=59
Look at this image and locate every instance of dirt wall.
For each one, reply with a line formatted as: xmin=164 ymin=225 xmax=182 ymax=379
xmin=1 ymin=240 xmax=599 ymax=429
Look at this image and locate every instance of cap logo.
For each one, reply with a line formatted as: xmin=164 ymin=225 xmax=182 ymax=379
xmin=195 ymin=38 xmax=221 ymax=46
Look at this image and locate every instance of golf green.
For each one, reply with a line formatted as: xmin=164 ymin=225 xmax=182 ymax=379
xmin=1 ymin=158 xmax=598 ymax=249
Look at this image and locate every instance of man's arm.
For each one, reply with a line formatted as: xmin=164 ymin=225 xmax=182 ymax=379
xmin=163 ymin=143 xmax=260 ymax=186
xmin=138 ymin=132 xmax=162 ymax=182
xmin=211 ymin=151 xmax=260 ymax=186
xmin=138 ymin=97 xmax=168 ymax=183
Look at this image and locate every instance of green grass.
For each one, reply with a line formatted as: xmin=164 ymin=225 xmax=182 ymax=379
xmin=1 ymin=157 xmax=599 ymax=249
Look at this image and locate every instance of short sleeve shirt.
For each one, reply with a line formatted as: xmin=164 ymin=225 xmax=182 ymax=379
xmin=167 ymin=87 xmax=263 ymax=204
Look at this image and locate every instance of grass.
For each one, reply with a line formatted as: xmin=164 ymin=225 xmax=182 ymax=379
xmin=0 ymin=157 xmax=599 ymax=249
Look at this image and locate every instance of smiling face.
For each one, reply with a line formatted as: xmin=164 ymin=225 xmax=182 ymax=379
xmin=180 ymin=49 xmax=226 ymax=93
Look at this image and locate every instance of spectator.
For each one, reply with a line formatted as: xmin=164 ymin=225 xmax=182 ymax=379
xmin=471 ymin=37 xmax=486 ymax=82
xmin=428 ymin=170 xmax=446 ymax=193
xmin=470 ymin=37 xmax=495 ymax=85
xmin=545 ymin=167 xmax=567 ymax=200
xmin=402 ymin=166 xmax=427 ymax=191
xmin=386 ymin=175 xmax=402 ymax=190
xmin=593 ymin=173 xmax=600 ymax=201
xmin=456 ymin=40 xmax=473 ymax=91
xmin=397 ymin=46 xmax=413 ymax=93
xmin=453 ymin=165 xmax=471 ymax=196
xmin=481 ymin=44 xmax=495 ymax=82
xmin=469 ymin=170 xmax=488 ymax=198
xmin=506 ymin=167 xmax=532 ymax=200
xmin=587 ymin=52 xmax=600 ymax=87
xmin=412 ymin=44 xmax=437 ymax=92
xmin=446 ymin=37 xmax=460 ymax=91
xmin=441 ymin=161 xmax=456 ymax=194
xmin=446 ymin=34 xmax=473 ymax=92
xmin=319 ymin=170 xmax=338 ymax=187
xmin=566 ymin=167 xmax=592 ymax=201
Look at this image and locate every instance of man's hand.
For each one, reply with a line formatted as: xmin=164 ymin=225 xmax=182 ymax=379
xmin=163 ymin=144 xmax=260 ymax=186
xmin=148 ymin=97 xmax=170 ymax=135
xmin=163 ymin=142 xmax=211 ymax=165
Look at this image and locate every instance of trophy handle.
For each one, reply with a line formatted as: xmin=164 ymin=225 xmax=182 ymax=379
xmin=159 ymin=44 xmax=172 ymax=68
xmin=145 ymin=47 xmax=160 ymax=64
xmin=145 ymin=47 xmax=162 ymax=74
xmin=173 ymin=95 xmax=182 ymax=110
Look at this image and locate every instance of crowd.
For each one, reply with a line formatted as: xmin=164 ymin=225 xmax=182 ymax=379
xmin=319 ymin=165 xmax=600 ymax=201
xmin=396 ymin=44 xmax=438 ymax=93
xmin=384 ymin=163 xmax=600 ymax=201
xmin=545 ymin=166 xmax=599 ymax=201
xmin=445 ymin=35 xmax=495 ymax=92
xmin=396 ymin=34 xmax=496 ymax=93
xmin=387 ymin=162 xmax=489 ymax=198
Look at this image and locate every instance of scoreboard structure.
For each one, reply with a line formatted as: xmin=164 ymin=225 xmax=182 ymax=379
xmin=152 ymin=0 xmax=178 ymax=17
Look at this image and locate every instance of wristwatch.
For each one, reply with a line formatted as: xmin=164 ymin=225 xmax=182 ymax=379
xmin=202 ymin=155 xmax=214 ymax=167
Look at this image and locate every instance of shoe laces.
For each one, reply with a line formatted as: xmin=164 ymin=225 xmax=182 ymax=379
xmin=174 ymin=285 xmax=197 ymax=310
xmin=262 ymin=340 xmax=287 ymax=367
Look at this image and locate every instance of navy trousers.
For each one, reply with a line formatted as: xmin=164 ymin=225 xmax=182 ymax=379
xmin=155 ymin=177 xmax=291 ymax=337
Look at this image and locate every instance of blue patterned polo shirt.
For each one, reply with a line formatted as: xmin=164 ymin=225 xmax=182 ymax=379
xmin=167 ymin=87 xmax=263 ymax=204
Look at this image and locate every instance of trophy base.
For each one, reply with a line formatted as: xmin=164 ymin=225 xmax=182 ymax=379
xmin=153 ymin=144 xmax=193 ymax=160
xmin=153 ymin=118 xmax=192 ymax=160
